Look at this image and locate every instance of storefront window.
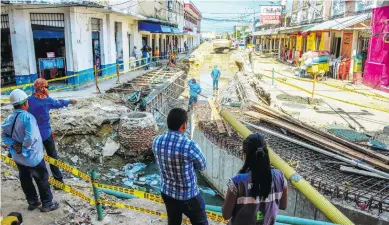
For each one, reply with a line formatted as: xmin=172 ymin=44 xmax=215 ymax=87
xmin=331 ymin=0 xmax=345 ymax=17
xmin=355 ymin=0 xmax=374 ymax=12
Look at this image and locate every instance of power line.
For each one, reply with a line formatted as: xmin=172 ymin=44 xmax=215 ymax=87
xmin=109 ymin=0 xmax=133 ymax=7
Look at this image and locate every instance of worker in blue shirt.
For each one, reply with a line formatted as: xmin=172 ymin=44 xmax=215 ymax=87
xmin=2 ymin=89 xmax=59 ymax=212
xmin=211 ymin=65 xmax=221 ymax=90
xmin=187 ymin=78 xmax=202 ymax=107
xmin=153 ymin=108 xmax=207 ymax=225
xmin=28 ymin=78 xmax=76 ymax=184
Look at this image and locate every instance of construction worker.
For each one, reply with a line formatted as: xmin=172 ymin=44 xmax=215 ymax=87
xmin=2 ymin=89 xmax=59 ymax=212
xmin=187 ymin=78 xmax=202 ymax=107
xmin=152 ymin=108 xmax=207 ymax=225
xmin=211 ymin=65 xmax=221 ymax=90
xmin=28 ymin=78 xmax=77 ymax=185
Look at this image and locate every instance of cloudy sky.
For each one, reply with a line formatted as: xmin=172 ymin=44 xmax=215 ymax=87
xmin=192 ymin=0 xmax=292 ymax=33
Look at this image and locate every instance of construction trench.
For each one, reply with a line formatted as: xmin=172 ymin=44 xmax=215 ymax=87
xmin=1 ymin=44 xmax=389 ymax=225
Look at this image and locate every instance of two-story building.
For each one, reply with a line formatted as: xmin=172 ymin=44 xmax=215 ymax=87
xmin=253 ymin=0 xmax=387 ymax=84
xmin=183 ymin=0 xmax=201 ymax=48
xmin=0 ymin=0 xmax=196 ymax=90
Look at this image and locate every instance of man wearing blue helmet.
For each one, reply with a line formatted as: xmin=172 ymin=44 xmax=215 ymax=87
xmin=210 ymin=65 xmax=221 ymax=90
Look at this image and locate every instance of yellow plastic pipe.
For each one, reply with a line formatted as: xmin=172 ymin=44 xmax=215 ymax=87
xmin=220 ymin=110 xmax=354 ymax=225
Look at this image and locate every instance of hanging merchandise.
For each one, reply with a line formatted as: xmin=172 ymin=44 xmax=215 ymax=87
xmin=306 ymin=33 xmax=316 ymax=51
xmin=296 ymin=35 xmax=303 ymax=51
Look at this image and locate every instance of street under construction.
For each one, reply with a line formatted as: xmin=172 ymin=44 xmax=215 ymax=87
xmin=1 ymin=43 xmax=389 ymax=225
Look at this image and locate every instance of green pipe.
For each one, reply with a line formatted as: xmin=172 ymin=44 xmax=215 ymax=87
xmin=205 ymin=205 xmax=335 ymax=225
xmin=101 ymin=188 xmax=137 ymax=199
xmin=91 ymin=170 xmax=104 ymax=221
xmin=219 ymin=110 xmax=353 ymax=225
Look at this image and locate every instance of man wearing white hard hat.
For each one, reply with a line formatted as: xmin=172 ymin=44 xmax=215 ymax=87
xmin=1 ymin=89 xmax=59 ymax=212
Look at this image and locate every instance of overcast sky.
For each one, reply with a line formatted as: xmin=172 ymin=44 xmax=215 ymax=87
xmin=192 ymin=0 xmax=292 ymax=33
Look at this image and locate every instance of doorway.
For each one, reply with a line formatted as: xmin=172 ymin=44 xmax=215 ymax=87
xmin=91 ymin=18 xmax=102 ymax=76
xmin=332 ymin=37 xmax=341 ymax=58
xmin=31 ymin=13 xmax=67 ymax=84
xmin=1 ymin=14 xmax=15 ymax=87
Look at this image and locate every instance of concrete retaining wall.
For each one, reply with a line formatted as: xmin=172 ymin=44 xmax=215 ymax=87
xmin=193 ymin=128 xmax=388 ymax=225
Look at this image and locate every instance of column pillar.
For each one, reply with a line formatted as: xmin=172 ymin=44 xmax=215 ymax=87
xmin=9 ymin=7 xmax=37 ymax=86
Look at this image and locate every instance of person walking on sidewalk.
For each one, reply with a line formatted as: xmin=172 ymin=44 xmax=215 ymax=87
xmin=153 ymin=108 xmax=208 ymax=225
xmin=222 ymin=133 xmax=288 ymax=225
xmin=211 ymin=65 xmax=221 ymax=90
xmin=2 ymin=89 xmax=60 ymax=212
xmin=28 ymin=78 xmax=77 ymax=185
xmin=184 ymin=41 xmax=189 ymax=55
xmin=154 ymin=46 xmax=160 ymax=65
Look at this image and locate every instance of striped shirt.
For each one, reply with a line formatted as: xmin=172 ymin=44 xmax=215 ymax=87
xmin=227 ymin=169 xmax=287 ymax=225
xmin=153 ymin=130 xmax=206 ymax=200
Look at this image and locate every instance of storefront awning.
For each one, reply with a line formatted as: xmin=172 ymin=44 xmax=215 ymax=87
xmin=252 ymin=28 xmax=279 ymax=36
xmin=304 ymin=13 xmax=371 ymax=32
xmin=171 ymin=27 xmax=182 ymax=34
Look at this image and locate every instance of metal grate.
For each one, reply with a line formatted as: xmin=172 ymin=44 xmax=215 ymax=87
xmin=248 ymin=121 xmax=389 ymax=214
xmin=1 ymin=14 xmax=9 ymax=29
xmin=30 ymin=13 xmax=64 ymax=28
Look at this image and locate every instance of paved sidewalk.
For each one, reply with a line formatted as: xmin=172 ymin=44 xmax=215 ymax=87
xmin=1 ymin=54 xmax=189 ymax=101
xmin=251 ymin=54 xmax=389 ymax=134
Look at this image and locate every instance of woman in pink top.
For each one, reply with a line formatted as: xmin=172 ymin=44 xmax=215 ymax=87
xmin=222 ymin=133 xmax=288 ymax=225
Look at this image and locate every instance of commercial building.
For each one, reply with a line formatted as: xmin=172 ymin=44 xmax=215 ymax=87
xmin=253 ymin=0 xmax=388 ymax=90
xmin=0 ymin=0 xmax=200 ymax=89
xmin=184 ymin=0 xmax=202 ymax=47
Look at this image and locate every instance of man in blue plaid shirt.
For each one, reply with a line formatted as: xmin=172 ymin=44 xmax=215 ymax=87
xmin=153 ymin=108 xmax=207 ymax=225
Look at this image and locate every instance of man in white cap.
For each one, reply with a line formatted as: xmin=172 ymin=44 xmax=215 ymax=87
xmin=1 ymin=89 xmax=59 ymax=212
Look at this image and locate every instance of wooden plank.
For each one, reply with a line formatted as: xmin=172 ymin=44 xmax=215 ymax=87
xmin=252 ymin=105 xmax=389 ymax=164
xmin=244 ymin=111 xmax=389 ymax=172
xmin=208 ymin=98 xmax=226 ymax=134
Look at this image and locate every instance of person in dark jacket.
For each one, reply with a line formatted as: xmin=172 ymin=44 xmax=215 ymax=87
xmin=222 ymin=133 xmax=288 ymax=225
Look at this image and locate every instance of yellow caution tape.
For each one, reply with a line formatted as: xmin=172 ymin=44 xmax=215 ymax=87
xmin=259 ymin=73 xmax=389 ymax=113
xmin=264 ymin=69 xmax=389 ymax=101
xmin=93 ymin=183 xmax=164 ymax=204
xmin=1 ymin=154 xmax=227 ymax=224
xmin=43 ymin=155 xmax=91 ymax=182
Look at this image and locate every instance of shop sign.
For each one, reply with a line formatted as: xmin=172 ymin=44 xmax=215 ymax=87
xmin=260 ymin=6 xmax=282 ymax=25
xmin=343 ymin=32 xmax=353 ymax=45
xmin=296 ymin=35 xmax=303 ymax=51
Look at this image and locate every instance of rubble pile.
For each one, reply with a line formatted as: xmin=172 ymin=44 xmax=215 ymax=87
xmin=118 ymin=112 xmax=158 ymax=159
xmin=51 ymin=96 xmax=128 ymax=135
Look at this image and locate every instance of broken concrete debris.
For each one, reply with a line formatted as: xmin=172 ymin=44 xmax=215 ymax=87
xmin=102 ymin=137 xmax=121 ymax=157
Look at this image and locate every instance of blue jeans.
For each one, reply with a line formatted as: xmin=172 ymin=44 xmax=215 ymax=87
xmin=43 ymin=136 xmax=63 ymax=182
xmin=16 ymin=159 xmax=53 ymax=207
xmin=162 ymin=193 xmax=208 ymax=225
xmin=189 ymin=96 xmax=198 ymax=105
xmin=213 ymin=79 xmax=219 ymax=89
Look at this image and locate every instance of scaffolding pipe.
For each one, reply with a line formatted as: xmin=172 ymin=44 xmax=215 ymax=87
xmin=240 ymin=120 xmax=389 ymax=179
xmin=220 ymin=110 xmax=354 ymax=225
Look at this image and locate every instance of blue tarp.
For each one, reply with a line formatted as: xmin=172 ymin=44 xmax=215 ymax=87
xmin=33 ymin=30 xmax=64 ymax=39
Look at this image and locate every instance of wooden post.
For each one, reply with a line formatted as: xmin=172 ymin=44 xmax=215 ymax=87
xmin=116 ymin=63 xmax=121 ymax=84
xmin=94 ymin=65 xmax=101 ymax=94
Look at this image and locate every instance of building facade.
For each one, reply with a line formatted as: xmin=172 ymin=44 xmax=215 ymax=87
xmin=184 ymin=0 xmax=202 ymax=47
xmin=253 ymin=0 xmax=388 ymax=90
xmin=0 ymin=0 xmax=200 ymax=89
